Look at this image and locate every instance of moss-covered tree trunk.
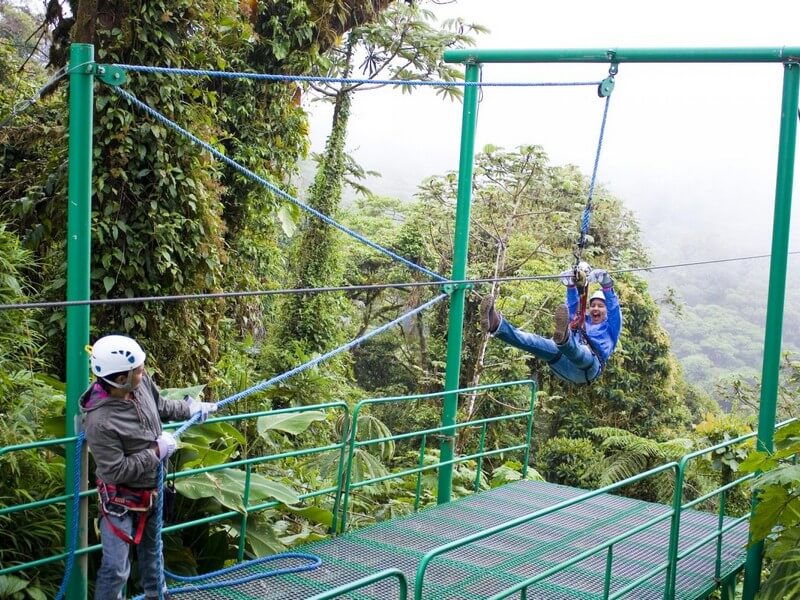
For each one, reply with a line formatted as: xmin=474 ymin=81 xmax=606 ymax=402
xmin=1 ymin=0 xmax=385 ymax=385
xmin=267 ymin=37 xmax=356 ymax=407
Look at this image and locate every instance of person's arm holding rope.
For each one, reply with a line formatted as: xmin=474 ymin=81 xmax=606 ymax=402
xmin=560 ymin=269 xmax=580 ymax=319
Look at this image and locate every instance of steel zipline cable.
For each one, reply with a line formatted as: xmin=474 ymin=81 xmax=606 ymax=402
xmin=2 ymin=250 xmax=797 ymax=312
xmin=0 ymin=61 xmax=94 ymax=129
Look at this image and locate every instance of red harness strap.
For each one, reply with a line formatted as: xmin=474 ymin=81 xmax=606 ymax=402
xmin=97 ymin=478 xmax=156 ymax=545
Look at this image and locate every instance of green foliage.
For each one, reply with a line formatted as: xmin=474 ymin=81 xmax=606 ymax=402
xmin=757 ymin=530 xmax=800 ymax=600
xmin=0 ymin=227 xmax=65 ymax=599
xmin=714 ymin=352 xmax=800 ymax=421
xmin=739 ymin=421 xmax=800 ymax=599
xmin=177 ymin=468 xmax=301 ymax=509
xmin=257 ymin=410 xmax=327 ymax=435
xmin=587 ymin=426 xmax=692 ymax=502
xmin=0 ymin=0 xmax=323 ymax=385
xmin=536 ymin=437 xmax=603 ymax=488
xmin=688 ymin=412 xmax=754 ymax=516
xmin=491 ymin=460 xmax=544 ymax=488
xmin=0 ymin=573 xmax=48 ymax=600
xmin=650 ymin=245 xmax=800 ymax=395
xmin=267 ymin=1 xmax=484 ymax=406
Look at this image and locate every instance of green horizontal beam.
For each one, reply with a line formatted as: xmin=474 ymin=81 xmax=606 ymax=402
xmin=444 ymin=46 xmax=800 ymax=64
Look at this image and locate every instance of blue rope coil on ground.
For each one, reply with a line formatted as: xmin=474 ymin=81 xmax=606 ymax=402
xmin=131 ymin=552 xmax=322 ymax=599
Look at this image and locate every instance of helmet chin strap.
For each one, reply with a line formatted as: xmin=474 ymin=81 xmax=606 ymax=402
xmin=101 ymin=369 xmax=135 ymax=391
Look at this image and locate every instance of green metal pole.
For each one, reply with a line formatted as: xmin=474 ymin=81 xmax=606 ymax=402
xmin=436 ymin=62 xmax=481 ymax=505
xmin=444 ymin=46 xmax=800 ymax=65
xmin=742 ymin=60 xmax=800 ymax=600
xmin=65 ymin=43 xmax=94 ymax=600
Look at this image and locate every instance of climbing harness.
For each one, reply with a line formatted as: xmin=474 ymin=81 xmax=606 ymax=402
xmin=97 ymin=478 xmax=157 ymax=545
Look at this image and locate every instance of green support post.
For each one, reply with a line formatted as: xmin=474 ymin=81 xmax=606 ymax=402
xmin=742 ymin=59 xmax=799 ymax=600
xmin=436 ymin=62 xmax=481 ymax=505
xmin=65 ymin=43 xmax=95 ymax=600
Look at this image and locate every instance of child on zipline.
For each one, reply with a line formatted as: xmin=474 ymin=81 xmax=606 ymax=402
xmin=80 ymin=334 xmax=217 ymax=600
xmin=481 ymin=267 xmax=622 ymax=384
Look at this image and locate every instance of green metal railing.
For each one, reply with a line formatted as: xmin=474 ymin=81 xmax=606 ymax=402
xmin=305 ymin=568 xmax=408 ymax=600
xmin=442 ymin=46 xmax=799 ymax=600
xmin=0 ymin=402 xmax=349 ymax=581
xmin=0 ymin=382 xmax=535 ymax=591
xmin=3 ymin=397 xmax=796 ymax=599
xmin=49 ymin=44 xmax=797 ymax=599
xmin=338 ymin=380 xmax=536 ymax=531
xmin=413 ymin=418 xmax=798 ymax=600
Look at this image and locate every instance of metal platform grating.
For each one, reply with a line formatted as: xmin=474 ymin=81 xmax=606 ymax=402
xmin=169 ymin=480 xmax=748 ymax=599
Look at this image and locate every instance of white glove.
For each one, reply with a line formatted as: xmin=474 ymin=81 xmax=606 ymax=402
xmin=155 ymin=431 xmax=177 ymax=460
xmin=589 ymin=269 xmax=613 ymax=287
xmin=562 ymin=262 xmax=591 ymax=286
xmin=188 ymin=398 xmax=218 ymax=424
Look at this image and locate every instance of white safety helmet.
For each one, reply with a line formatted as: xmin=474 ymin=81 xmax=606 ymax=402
xmin=589 ymin=290 xmax=606 ymax=304
xmin=89 ymin=335 xmax=146 ymax=379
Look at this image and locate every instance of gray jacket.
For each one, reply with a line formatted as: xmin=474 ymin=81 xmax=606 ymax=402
xmin=80 ymin=373 xmax=191 ymax=489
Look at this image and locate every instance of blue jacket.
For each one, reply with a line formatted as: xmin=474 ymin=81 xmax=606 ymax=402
xmin=566 ymin=285 xmax=622 ymax=363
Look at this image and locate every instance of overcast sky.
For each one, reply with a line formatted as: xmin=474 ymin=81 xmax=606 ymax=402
xmin=306 ymin=0 xmax=800 ymax=267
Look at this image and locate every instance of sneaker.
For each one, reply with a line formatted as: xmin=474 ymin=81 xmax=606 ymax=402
xmin=552 ymin=304 xmax=570 ymax=345
xmin=480 ymin=296 xmax=501 ymax=334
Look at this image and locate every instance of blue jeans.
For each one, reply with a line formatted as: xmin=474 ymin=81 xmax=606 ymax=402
xmin=94 ymin=510 xmax=166 ymax=600
xmin=494 ymin=317 xmax=601 ymax=384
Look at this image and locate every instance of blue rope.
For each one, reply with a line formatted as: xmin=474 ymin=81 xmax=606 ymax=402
xmin=154 ymin=463 xmax=167 ymax=600
xmin=152 ymin=293 xmax=447 ymax=596
xmin=51 ymin=294 xmax=445 ymax=597
xmin=114 ymin=64 xmax=601 ymax=88
xmin=173 ymin=293 xmax=448 ymax=437
xmin=576 ymin=93 xmax=612 ymax=255
xmin=136 ymin=466 xmax=320 ymax=600
xmin=110 ymin=86 xmax=447 ymax=283
xmin=54 ymin=431 xmax=84 ymax=600
xmin=131 ymin=553 xmax=322 ymax=598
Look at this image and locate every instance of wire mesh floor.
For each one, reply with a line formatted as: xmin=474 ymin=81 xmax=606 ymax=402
xmin=170 ymin=480 xmax=748 ymax=599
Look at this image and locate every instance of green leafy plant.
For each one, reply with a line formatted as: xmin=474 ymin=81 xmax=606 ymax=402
xmin=536 ymin=437 xmax=603 ymax=488
xmin=739 ymin=421 xmax=800 ymax=600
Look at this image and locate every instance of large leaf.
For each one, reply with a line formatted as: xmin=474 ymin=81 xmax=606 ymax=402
xmin=181 ymin=420 xmax=246 ymax=446
xmin=161 ymin=384 xmax=207 ymax=401
xmin=280 ymin=528 xmax=328 ymax=547
xmin=226 ymin=521 xmax=285 ymax=557
xmin=758 ymin=544 xmax=800 ymax=600
xmin=750 ymin=485 xmax=790 ymax=542
xmin=0 ymin=575 xmax=28 ymax=595
xmin=257 ymin=411 xmax=327 ymax=436
xmin=284 ymin=504 xmax=334 ymax=527
xmin=175 ymin=421 xmax=244 ymax=468
xmin=753 ymin=465 xmax=800 ymax=489
xmin=350 ymin=448 xmax=390 ymax=484
xmin=175 ymin=469 xmax=301 ymax=512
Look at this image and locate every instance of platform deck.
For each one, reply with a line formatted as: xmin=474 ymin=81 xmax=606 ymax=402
xmin=174 ymin=480 xmax=747 ymax=599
